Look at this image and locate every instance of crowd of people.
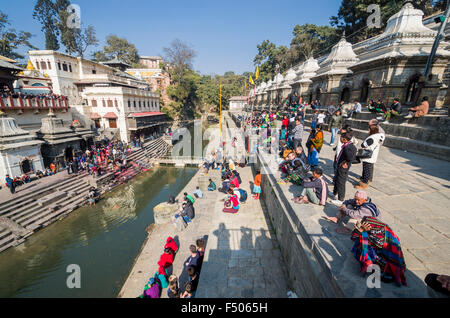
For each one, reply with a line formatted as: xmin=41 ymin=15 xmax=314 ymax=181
xmin=242 ymin=101 xmax=412 ymax=287
xmin=1 ymin=86 xmax=68 ymax=102
xmin=140 ymin=236 xmax=206 ymax=298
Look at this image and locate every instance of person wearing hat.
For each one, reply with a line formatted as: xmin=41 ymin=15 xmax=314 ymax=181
xmin=325 ymin=190 xmax=380 ymax=228
xmin=5 ymin=174 xmax=15 ymax=194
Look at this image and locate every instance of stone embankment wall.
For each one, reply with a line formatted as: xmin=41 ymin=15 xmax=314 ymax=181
xmin=255 ymin=152 xmax=345 ymax=298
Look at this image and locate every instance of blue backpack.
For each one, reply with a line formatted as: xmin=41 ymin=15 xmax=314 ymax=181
xmin=238 ymin=189 xmax=248 ymax=202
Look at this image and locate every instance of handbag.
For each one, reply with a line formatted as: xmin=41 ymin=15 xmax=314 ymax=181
xmin=356 ymin=148 xmax=373 ymax=160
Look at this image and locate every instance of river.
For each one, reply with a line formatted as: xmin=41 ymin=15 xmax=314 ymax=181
xmin=0 ymin=167 xmax=197 ymax=298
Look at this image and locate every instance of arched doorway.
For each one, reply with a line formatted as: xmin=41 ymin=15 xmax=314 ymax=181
xmin=405 ymin=74 xmax=420 ymax=104
xmin=315 ymin=87 xmax=321 ymax=102
xmin=65 ymin=146 xmax=74 ymax=161
xmin=360 ymin=80 xmax=370 ymax=103
xmin=340 ymin=87 xmax=351 ymax=103
xmin=21 ymin=159 xmax=33 ymax=174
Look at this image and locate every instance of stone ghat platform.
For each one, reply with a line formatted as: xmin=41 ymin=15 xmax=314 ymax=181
xmin=0 ymin=137 xmax=172 ymax=254
xmin=253 ymin=125 xmax=450 ymax=297
xmin=298 ymin=106 xmax=450 ymax=162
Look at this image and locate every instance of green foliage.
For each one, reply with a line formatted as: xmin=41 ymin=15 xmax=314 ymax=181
xmin=330 ymin=0 xmax=442 ymax=43
xmin=93 ymin=34 xmax=139 ymax=65
xmin=33 ymin=0 xmax=60 ymax=50
xmin=291 ymin=24 xmax=339 ymax=59
xmin=253 ymin=0 xmax=445 ymax=81
xmin=0 ymin=11 xmax=37 ymax=60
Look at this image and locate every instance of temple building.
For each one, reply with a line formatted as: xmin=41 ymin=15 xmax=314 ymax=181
xmin=254 ymin=1 xmax=450 ymax=110
xmin=27 ymin=51 xmax=166 ymax=143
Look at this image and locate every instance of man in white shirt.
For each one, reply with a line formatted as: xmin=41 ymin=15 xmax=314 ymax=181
xmin=348 ymin=100 xmax=362 ymax=118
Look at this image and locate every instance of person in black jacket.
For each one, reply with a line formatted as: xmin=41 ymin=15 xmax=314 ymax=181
xmin=332 ymin=132 xmax=357 ymax=205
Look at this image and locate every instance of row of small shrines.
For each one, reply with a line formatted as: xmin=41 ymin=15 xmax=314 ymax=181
xmin=0 ymin=108 xmax=94 ymax=181
xmin=250 ymin=1 xmax=450 ymax=109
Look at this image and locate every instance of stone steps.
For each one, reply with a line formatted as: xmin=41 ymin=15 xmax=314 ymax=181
xmin=2 ymin=178 xmax=87 ymax=220
xmin=0 ymin=231 xmax=15 ymax=253
xmin=25 ymin=190 xmax=90 ymax=231
xmin=0 ymin=172 xmax=88 ymax=215
xmin=12 ymin=181 xmax=88 ymax=228
xmin=300 ymin=118 xmax=450 ymax=161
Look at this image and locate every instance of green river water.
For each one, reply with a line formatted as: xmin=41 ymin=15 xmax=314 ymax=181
xmin=0 ymin=167 xmax=197 ymax=298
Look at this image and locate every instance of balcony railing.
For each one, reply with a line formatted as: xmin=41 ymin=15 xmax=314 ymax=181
xmin=0 ymin=96 xmax=69 ymax=111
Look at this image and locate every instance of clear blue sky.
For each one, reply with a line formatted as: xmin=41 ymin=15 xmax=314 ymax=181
xmin=3 ymin=0 xmax=341 ymax=75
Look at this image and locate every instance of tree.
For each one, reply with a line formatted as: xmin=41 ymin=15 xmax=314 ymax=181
xmin=291 ymin=24 xmax=339 ymax=60
xmin=163 ymin=39 xmax=197 ymax=83
xmin=0 ymin=11 xmax=37 ymax=60
xmin=94 ymin=34 xmax=140 ymax=65
xmin=330 ymin=0 xmax=441 ymax=43
xmin=33 ymin=0 xmax=60 ymax=50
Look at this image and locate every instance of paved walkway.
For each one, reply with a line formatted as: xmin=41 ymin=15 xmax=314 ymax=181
xmin=120 ymin=114 xmax=290 ymax=298
xmin=196 ymin=113 xmax=289 ymax=297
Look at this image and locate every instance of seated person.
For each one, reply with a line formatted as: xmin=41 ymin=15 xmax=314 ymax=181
xmin=219 ymin=177 xmax=230 ymax=194
xmin=184 ymin=245 xmax=200 ymax=271
xmin=168 ymin=195 xmax=177 ymax=204
xmin=350 ymin=216 xmax=407 ymax=286
xmin=164 ymin=236 xmax=179 ymax=254
xmin=142 ymin=277 xmax=160 ymax=298
xmin=230 ymin=172 xmax=240 ymax=189
xmin=187 ymin=266 xmax=200 ymax=295
xmin=36 ymin=170 xmax=44 ymax=178
xmin=157 ymin=247 xmax=174 ymax=275
xmin=405 ymin=96 xmax=429 ymax=119
xmin=223 ymin=189 xmax=239 ymax=214
xmin=292 ymin=167 xmax=328 ymax=205
xmin=175 ymin=200 xmax=195 ymax=224
xmin=193 ymin=186 xmax=203 ymax=199
xmin=167 ymin=275 xmax=180 ymax=298
xmin=325 ymin=190 xmax=380 ymax=227
xmin=207 ymin=179 xmax=216 ymax=191
xmin=384 ymin=98 xmax=402 ymax=122
xmin=278 ymin=152 xmax=308 ymax=185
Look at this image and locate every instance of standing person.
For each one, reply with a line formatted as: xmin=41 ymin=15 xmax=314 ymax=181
xmin=317 ymin=111 xmax=326 ymax=126
xmin=252 ymin=170 xmax=262 ymax=200
xmin=311 ymin=110 xmax=319 ymax=130
xmin=306 ymin=124 xmax=323 ymax=168
xmin=5 ymin=174 xmax=15 ymax=194
xmin=329 ymin=110 xmax=343 ymax=146
xmin=291 ymin=117 xmax=304 ymax=150
xmin=332 ymin=132 xmax=357 ymax=205
xmin=356 ymin=125 xmax=385 ymax=189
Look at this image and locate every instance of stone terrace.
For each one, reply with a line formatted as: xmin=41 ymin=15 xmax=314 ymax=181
xmin=251 ymin=115 xmax=450 ymax=297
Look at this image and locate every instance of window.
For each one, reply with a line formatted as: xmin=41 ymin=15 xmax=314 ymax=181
xmin=36 ymin=61 xmax=40 ymax=69
xmin=58 ymin=62 xmax=61 ymax=70
xmin=128 ymin=100 xmax=131 ymax=108
xmin=102 ymin=99 xmax=106 ymax=107
xmin=92 ymin=99 xmax=97 ymax=107
xmin=69 ymin=64 xmax=72 ymax=72
xmin=139 ymin=101 xmax=141 ymax=108
xmin=134 ymin=101 xmax=136 ymax=108
xmin=62 ymin=63 xmax=68 ymax=72
xmin=107 ymin=100 xmax=113 ymax=107
xmin=47 ymin=61 xmax=52 ymax=69
xmin=92 ymin=70 xmax=97 ymax=74
xmin=40 ymin=61 xmax=47 ymax=70
xmin=114 ymin=99 xmax=118 ymax=107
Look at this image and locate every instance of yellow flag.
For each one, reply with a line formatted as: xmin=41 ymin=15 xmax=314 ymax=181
xmin=255 ymin=66 xmax=259 ymax=80
xmin=249 ymin=75 xmax=255 ymax=85
xmin=245 ymin=80 xmax=247 ymax=89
